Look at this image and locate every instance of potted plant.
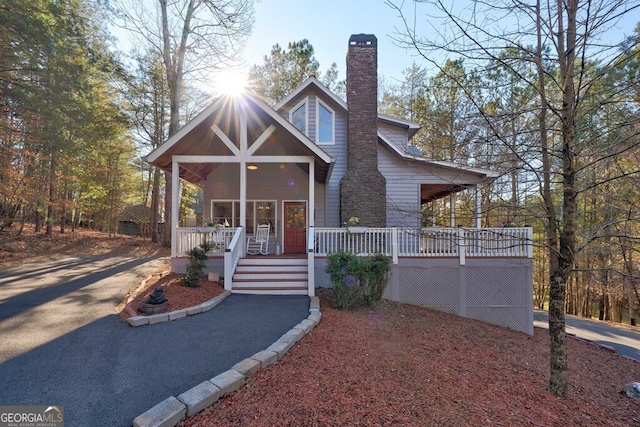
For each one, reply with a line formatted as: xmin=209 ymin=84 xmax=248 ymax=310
xmin=346 ymin=216 xmax=365 ymax=233
xmin=420 ymin=206 xmax=436 ymax=227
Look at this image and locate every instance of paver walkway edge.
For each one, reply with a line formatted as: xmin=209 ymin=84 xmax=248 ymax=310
xmin=132 ymin=296 xmax=322 ymax=427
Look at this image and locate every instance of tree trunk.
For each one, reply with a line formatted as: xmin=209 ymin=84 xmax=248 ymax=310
xmin=60 ymin=182 xmax=68 ymax=234
xmin=35 ymin=206 xmax=42 ymax=232
xmin=46 ymin=148 xmax=56 ymax=238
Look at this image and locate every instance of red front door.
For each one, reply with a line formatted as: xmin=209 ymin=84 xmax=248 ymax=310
xmin=284 ymin=202 xmax=306 ymax=254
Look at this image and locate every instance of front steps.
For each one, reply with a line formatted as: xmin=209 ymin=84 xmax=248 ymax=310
xmin=232 ymin=256 xmax=309 ymax=295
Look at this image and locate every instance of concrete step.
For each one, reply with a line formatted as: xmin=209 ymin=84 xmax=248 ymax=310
xmin=239 ymin=257 xmax=307 ymax=266
xmin=232 ymin=279 xmax=308 ymax=288
xmin=234 ymin=272 xmax=308 ymax=280
xmin=232 ymin=288 xmax=308 ymax=295
xmin=232 ymin=256 xmax=309 ymax=295
xmin=235 ymin=265 xmax=307 ymax=273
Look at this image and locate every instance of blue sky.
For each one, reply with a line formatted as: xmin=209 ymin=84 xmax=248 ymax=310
xmin=241 ymin=0 xmax=418 ymax=83
xmin=111 ymin=0 xmax=639 ymax=95
xmin=230 ymin=0 xmax=639 ymax=93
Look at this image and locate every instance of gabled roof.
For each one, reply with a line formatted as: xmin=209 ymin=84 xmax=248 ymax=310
xmin=275 ymin=76 xmax=347 ymax=111
xmin=378 ymin=114 xmax=421 ymax=139
xmin=274 ymin=77 xmax=422 ymax=140
xmin=144 ymin=91 xmax=334 ymax=184
xmin=378 ymin=131 xmax=500 ymax=178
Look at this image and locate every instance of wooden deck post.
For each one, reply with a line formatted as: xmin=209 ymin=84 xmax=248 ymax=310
xmin=392 ymin=227 xmax=399 ymax=265
xmin=458 ymin=228 xmax=466 ymax=266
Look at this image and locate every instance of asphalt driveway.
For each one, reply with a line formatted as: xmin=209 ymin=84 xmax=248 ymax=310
xmin=0 ymin=255 xmax=310 ymax=426
xmin=534 ymin=310 xmax=640 ymax=361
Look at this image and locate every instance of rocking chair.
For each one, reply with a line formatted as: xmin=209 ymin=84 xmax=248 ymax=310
xmin=246 ymin=223 xmax=270 ymax=255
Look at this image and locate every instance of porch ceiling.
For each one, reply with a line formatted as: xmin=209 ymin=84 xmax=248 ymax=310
xmin=145 ymin=94 xmax=333 ymax=185
xmin=421 ymin=183 xmax=475 ymax=203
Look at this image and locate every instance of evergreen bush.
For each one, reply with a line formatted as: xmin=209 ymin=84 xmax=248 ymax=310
xmin=181 ymin=241 xmax=213 ymax=287
xmin=326 ymin=251 xmax=391 ymax=309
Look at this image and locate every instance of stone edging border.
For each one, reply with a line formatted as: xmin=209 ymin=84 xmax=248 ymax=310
xmin=132 ymin=296 xmax=322 ymax=427
xmin=126 ymin=291 xmax=232 ymax=327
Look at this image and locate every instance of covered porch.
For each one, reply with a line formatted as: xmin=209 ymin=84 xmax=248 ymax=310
xmin=144 ymin=92 xmax=334 ymax=264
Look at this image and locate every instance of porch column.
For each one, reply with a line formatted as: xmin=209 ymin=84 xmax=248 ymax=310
xmin=475 ymin=185 xmax=482 ymax=228
xmin=171 ymin=160 xmax=179 ymax=258
xmin=308 ymin=160 xmax=315 ymax=227
xmin=239 ymin=114 xmax=247 ymax=235
xmin=449 ymin=194 xmax=456 ymax=227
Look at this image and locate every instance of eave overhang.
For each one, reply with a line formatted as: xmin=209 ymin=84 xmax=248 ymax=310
xmin=377 ymin=131 xmax=502 ymax=203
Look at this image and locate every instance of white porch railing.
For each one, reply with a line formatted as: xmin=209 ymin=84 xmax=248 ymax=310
xmin=175 ymin=226 xmax=532 ymax=261
xmin=175 ymin=227 xmax=238 ymax=256
xmin=314 ymin=227 xmax=532 ymax=264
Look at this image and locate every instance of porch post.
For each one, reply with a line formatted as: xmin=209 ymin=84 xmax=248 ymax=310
xmin=307 ymin=226 xmax=315 ymax=296
xmin=475 ymin=185 xmax=482 ymax=228
xmin=308 ymin=161 xmax=315 ymax=296
xmin=392 ymin=227 xmax=399 ymax=265
xmin=239 ymin=113 xmax=247 ymax=247
xmin=171 ymin=160 xmax=179 ymax=258
xmin=308 ymin=160 xmax=315 ymax=227
xmin=449 ymin=194 xmax=456 ymax=227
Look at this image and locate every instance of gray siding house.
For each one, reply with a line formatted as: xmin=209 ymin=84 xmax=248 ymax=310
xmin=144 ymin=34 xmax=534 ymax=334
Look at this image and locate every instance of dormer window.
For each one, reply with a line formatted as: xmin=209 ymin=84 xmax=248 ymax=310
xmin=290 ymin=99 xmax=307 ymax=134
xmin=317 ymin=100 xmax=334 ymax=144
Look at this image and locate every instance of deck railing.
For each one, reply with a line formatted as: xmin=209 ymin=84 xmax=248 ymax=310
xmin=314 ymin=227 xmax=532 ymax=264
xmin=175 ymin=226 xmax=533 ymax=263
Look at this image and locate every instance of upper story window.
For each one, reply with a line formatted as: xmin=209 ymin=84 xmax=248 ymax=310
xmin=290 ymin=99 xmax=307 ymax=134
xmin=317 ymin=100 xmax=334 ymax=144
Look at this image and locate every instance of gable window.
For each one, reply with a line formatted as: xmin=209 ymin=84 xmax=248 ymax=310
xmin=290 ymin=100 xmax=307 ymax=135
xmin=317 ymin=100 xmax=334 ymax=144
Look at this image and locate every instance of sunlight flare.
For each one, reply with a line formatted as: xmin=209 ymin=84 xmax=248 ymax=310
xmin=215 ymin=69 xmax=247 ymax=96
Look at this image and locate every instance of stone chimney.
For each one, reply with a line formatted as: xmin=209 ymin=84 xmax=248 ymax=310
xmin=340 ymin=34 xmax=386 ymax=227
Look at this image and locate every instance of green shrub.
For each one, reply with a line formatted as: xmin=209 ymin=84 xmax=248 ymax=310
xmin=181 ymin=241 xmax=213 ymax=287
xmin=325 ymin=251 xmax=391 ymax=309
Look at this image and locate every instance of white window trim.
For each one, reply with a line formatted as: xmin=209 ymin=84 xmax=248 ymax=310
xmin=289 ymin=97 xmax=308 ymax=137
xmin=210 ymin=199 xmax=277 ymax=236
xmin=316 ymin=99 xmax=335 ymax=145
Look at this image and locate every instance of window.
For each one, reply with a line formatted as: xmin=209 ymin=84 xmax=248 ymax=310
xmin=256 ymin=202 xmax=275 ymax=233
xmin=210 ymin=200 xmax=276 ymax=235
xmin=211 ymin=201 xmax=232 ymax=227
xmin=290 ymin=100 xmax=307 ymax=134
xmin=317 ymin=101 xmax=334 ymax=144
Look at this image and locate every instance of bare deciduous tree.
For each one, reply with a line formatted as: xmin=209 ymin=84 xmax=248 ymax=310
xmin=112 ymin=0 xmax=255 ymax=245
xmin=388 ymin=0 xmax=640 ymax=397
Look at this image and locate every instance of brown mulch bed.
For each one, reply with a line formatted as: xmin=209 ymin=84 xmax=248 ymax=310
xmin=180 ymin=291 xmax=640 ymax=427
xmin=120 ymin=268 xmax=225 ymax=318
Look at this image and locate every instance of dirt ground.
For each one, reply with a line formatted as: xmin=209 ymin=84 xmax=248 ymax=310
xmin=2 ymin=224 xmax=639 ymax=426
xmin=0 ymin=223 xmax=166 ymax=269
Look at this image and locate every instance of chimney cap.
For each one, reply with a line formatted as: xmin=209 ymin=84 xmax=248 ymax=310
xmin=349 ymin=34 xmax=377 ymax=47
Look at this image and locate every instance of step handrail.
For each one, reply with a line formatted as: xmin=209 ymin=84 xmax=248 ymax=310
xmin=224 ymin=226 xmax=245 ymax=291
